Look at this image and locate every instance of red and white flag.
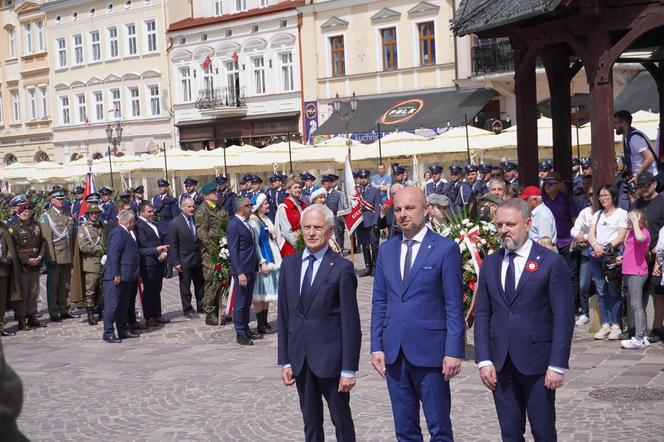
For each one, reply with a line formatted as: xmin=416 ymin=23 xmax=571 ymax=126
xmin=202 ymin=55 xmax=212 ymax=70
xmin=224 ymin=278 xmax=237 ymax=316
xmin=231 ymin=51 xmax=239 ymax=62
xmin=337 ymin=154 xmax=363 ymax=235
xmin=79 ymin=171 xmax=97 ymax=218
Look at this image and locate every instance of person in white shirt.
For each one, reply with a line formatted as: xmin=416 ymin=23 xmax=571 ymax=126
xmin=569 ymin=188 xmax=598 ymax=325
xmin=518 ymin=186 xmax=557 ymax=246
xmin=614 ymin=110 xmax=659 ymax=184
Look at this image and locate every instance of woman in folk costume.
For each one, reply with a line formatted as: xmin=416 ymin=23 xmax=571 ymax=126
xmin=248 ymin=193 xmax=281 ymax=335
xmin=275 ymin=174 xmax=306 ymax=257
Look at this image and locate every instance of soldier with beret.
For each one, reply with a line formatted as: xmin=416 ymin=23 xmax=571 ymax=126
xmin=265 ymin=174 xmax=286 ymax=223
xmin=99 ymin=187 xmax=116 ymax=225
xmin=0 ymin=218 xmax=21 ymax=336
xmin=444 ymin=165 xmax=465 ymax=215
xmin=41 ymin=188 xmax=76 ymax=322
xmin=462 ymin=164 xmax=488 ymax=206
xmin=216 ymin=176 xmax=236 ymax=215
xmin=71 ymin=186 xmax=85 ymax=222
xmin=356 ymin=169 xmax=382 ymax=277
xmin=11 ymin=201 xmax=47 ymax=330
xmin=180 ymin=177 xmax=203 ymax=207
xmin=425 ymin=165 xmax=446 ymax=196
xmin=152 ymin=179 xmax=179 ymax=278
xmin=72 ymin=203 xmax=105 ymax=325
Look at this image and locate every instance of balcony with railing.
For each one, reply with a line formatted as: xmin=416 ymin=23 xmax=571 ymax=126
xmin=195 ymin=86 xmax=247 ymax=117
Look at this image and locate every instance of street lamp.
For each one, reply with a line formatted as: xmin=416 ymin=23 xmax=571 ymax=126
xmin=332 ymin=92 xmax=359 ymax=152
xmin=105 ymin=121 xmax=123 ymax=189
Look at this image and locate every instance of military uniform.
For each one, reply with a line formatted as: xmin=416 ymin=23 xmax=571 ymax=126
xmin=356 ymin=170 xmax=382 ymax=276
xmin=40 ymin=205 xmax=75 ymax=319
xmin=0 ymin=223 xmax=22 ymax=336
xmin=77 ymin=216 xmax=105 ymax=310
xmin=425 ymin=179 xmax=446 ymax=196
xmin=196 ymin=198 xmax=228 ymax=321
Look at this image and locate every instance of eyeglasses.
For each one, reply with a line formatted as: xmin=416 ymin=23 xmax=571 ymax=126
xmin=637 ymin=183 xmax=651 ymax=188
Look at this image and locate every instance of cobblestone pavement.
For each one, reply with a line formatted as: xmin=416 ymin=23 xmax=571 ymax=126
xmin=3 ymin=268 xmax=664 ymax=441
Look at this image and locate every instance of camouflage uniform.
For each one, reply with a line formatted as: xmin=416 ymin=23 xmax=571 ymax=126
xmin=195 ymin=200 xmax=227 ymax=319
xmin=77 ymin=217 xmax=105 ymax=309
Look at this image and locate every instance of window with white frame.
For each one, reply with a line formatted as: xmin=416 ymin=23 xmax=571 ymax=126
xmin=252 ymin=56 xmax=265 ymax=95
xmin=90 ymin=30 xmax=101 ymax=62
xmin=280 ymin=52 xmax=294 ymax=91
xmin=126 ymin=23 xmax=137 ymax=56
xmin=145 ymin=20 xmax=157 ymax=52
xmin=73 ymin=34 xmax=83 ymax=65
xmin=108 ymin=27 xmax=119 ymax=58
xmin=39 ymin=86 xmax=47 ymax=119
xmin=60 ymin=95 xmax=70 ymax=124
xmin=8 ymin=28 xmax=15 ymax=58
xmin=215 ymin=0 xmax=222 ymax=16
xmin=11 ymin=91 xmax=19 ymax=122
xmin=77 ymin=93 xmax=87 ymax=123
xmin=203 ymin=65 xmax=214 ymax=92
xmin=129 ymin=86 xmax=140 ymax=117
xmin=57 ymin=37 xmax=66 ymax=67
xmin=148 ymin=85 xmax=160 ymax=116
xmin=110 ymin=88 xmax=121 ymax=118
xmin=36 ymin=21 xmax=44 ymax=51
xmin=27 ymin=88 xmax=36 ymax=120
xmin=260 ymin=0 xmax=268 ymax=7
xmin=235 ymin=0 xmax=246 ymax=12
xmin=226 ymin=60 xmax=239 ymax=104
xmin=93 ymin=91 xmax=103 ymax=121
xmin=25 ymin=23 xmax=33 ymax=54
xmin=180 ymin=66 xmax=191 ymax=102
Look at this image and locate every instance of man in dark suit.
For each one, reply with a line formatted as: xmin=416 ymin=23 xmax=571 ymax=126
xmin=265 ymin=174 xmax=287 ymax=223
xmin=135 ymin=202 xmax=170 ymax=327
xmin=371 ymin=187 xmax=465 ymax=441
xmin=278 ymin=204 xmax=362 ymax=442
xmin=356 ymin=169 xmax=382 ymax=276
xmin=474 ymin=198 xmax=574 ymax=442
xmin=227 ymin=196 xmax=260 ymax=345
xmin=102 ymin=211 xmax=140 ymax=343
xmin=152 ymin=179 xmax=179 ymax=278
xmin=425 ymin=165 xmax=446 ymax=196
xmin=168 ymin=197 xmax=205 ymax=317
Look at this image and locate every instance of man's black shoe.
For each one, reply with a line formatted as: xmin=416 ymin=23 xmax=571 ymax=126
xmin=0 ymin=329 xmax=15 ymax=337
xmin=647 ymin=328 xmax=663 ymax=343
xmin=61 ymin=313 xmax=77 ymax=320
xmin=247 ymin=329 xmax=264 ymax=340
xmin=184 ymin=310 xmax=199 ymax=318
xmin=236 ymin=335 xmax=254 ymax=345
xmin=103 ymin=335 xmax=122 ymax=343
xmin=119 ymin=331 xmax=139 ymax=339
xmin=50 ymin=314 xmax=62 ymax=322
xmin=205 ymin=316 xmax=219 ymax=326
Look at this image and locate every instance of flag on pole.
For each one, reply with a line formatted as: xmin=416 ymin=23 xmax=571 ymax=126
xmin=79 ymin=171 xmax=97 ymax=218
xmin=202 ymin=55 xmax=212 ymax=69
xmin=337 ymin=154 xmax=364 ymax=234
xmin=412 ymin=154 xmax=420 ymax=187
xmin=224 ymin=278 xmax=237 ymax=317
xmin=231 ymin=51 xmax=239 ymax=62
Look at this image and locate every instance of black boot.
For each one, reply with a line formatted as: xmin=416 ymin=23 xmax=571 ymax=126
xmin=257 ymin=310 xmax=276 ymax=334
xmin=86 ymin=307 xmax=98 ymax=326
xmin=359 ymin=247 xmax=373 ymax=277
xmin=27 ymin=315 xmax=43 ymax=328
xmin=165 ymin=264 xmax=173 ymax=279
xmin=17 ymin=317 xmax=31 ymax=331
xmin=371 ymin=246 xmax=379 ymax=277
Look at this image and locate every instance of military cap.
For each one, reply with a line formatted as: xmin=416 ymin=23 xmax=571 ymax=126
xmin=538 ymin=161 xmax=553 ymax=172
xmin=327 ymin=173 xmax=339 ymax=181
xmin=320 ymin=174 xmax=334 ymax=183
xmin=52 ymin=185 xmax=65 ymax=192
xmin=99 ymin=187 xmax=113 ymax=196
xmin=119 ymin=193 xmax=131 ymax=201
xmin=49 ymin=188 xmax=66 ymax=199
xmin=465 ymin=164 xmax=479 ymax=173
xmin=184 ymin=177 xmax=198 ymax=186
xmin=477 ymin=193 xmax=503 ymax=205
xmin=278 ymin=174 xmax=288 ymax=181
xmin=392 ymin=165 xmax=406 ymax=175
xmin=300 ymin=172 xmax=316 ymax=182
xmin=73 ymin=186 xmax=85 ymax=194
xmin=86 ymin=193 xmax=101 ymax=204
xmin=449 ymin=165 xmax=463 ymax=175
xmin=215 ymin=175 xmax=229 ymax=185
xmin=352 ymin=171 xmax=359 ymax=179
xmin=429 ymin=165 xmax=444 ymax=174
xmin=572 ymin=158 xmax=581 ymax=167
xmin=9 ymin=194 xmax=27 ymax=207
xmin=581 ymin=159 xmax=592 ymax=168
xmin=157 ymin=179 xmax=170 ymax=187
xmin=357 ymin=169 xmax=371 ymax=178
xmin=240 ymin=173 xmax=253 ymax=184
xmin=200 ymin=182 xmax=217 ymax=195
xmin=500 ymin=161 xmax=518 ymax=171
xmin=268 ymin=174 xmax=282 ymax=183
xmin=427 ymin=193 xmax=451 ymax=207
xmin=251 ymin=175 xmax=263 ymax=184
xmin=479 ymin=164 xmax=493 ymax=174
xmin=133 ymin=185 xmax=145 ymax=194
xmin=86 ymin=203 xmax=102 ymax=213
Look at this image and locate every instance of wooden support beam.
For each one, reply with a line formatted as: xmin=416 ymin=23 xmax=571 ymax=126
xmin=642 ymin=62 xmax=664 ymax=159
xmin=513 ymin=44 xmax=539 ymax=188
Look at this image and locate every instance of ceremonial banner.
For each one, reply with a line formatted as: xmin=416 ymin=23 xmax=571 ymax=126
xmin=337 ymin=154 xmax=363 ymax=235
xmin=79 ymin=172 xmax=97 ymax=217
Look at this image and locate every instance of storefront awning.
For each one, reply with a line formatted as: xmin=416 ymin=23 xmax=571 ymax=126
xmin=315 ymin=88 xmax=497 ymax=135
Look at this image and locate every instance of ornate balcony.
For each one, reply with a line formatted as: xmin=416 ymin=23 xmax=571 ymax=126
xmin=195 ymin=87 xmax=247 ymax=117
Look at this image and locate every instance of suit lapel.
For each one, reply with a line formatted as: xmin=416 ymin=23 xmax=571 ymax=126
xmin=511 ymin=242 xmax=542 ymax=306
xmin=302 ymin=249 xmax=337 ymax=315
xmin=402 ymin=229 xmax=435 ymax=294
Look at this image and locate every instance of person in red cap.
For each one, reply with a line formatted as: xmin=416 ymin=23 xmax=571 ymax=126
xmin=519 ymin=186 xmax=557 ymax=248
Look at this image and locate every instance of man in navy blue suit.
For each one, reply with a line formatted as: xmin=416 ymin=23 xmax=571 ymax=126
xmin=278 ymin=204 xmax=361 ymax=442
xmin=474 ymin=198 xmax=574 ymax=442
xmin=370 ymin=187 xmax=465 ymax=441
xmin=102 ymin=211 xmax=140 ymax=343
xmin=227 ymin=196 xmax=260 ymax=345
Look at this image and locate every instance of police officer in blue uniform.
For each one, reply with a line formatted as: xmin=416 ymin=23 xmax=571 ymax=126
xmin=180 ymin=177 xmax=203 ymax=207
xmin=321 ymin=174 xmax=344 ymax=247
xmin=462 ymin=164 xmax=488 ymax=206
xmin=356 ymin=169 xmax=382 ymax=277
xmin=300 ymin=172 xmax=317 ymax=205
xmin=71 ymin=186 xmax=85 ymax=222
xmin=239 ymin=174 xmax=254 ymax=199
xmin=500 ymin=161 xmax=519 ymax=188
xmin=425 ymin=165 xmax=446 ymax=196
xmin=216 ymin=175 xmax=236 ymax=215
xmin=265 ymin=174 xmax=286 ymax=223
xmin=99 ymin=187 xmax=116 ymax=225
xmin=152 ymin=179 xmax=178 ymax=278
xmin=250 ymin=175 xmax=264 ymax=198
xmin=444 ymin=165 xmax=465 ymax=215
xmin=131 ymin=186 xmax=146 ymax=215
xmin=538 ymin=161 xmax=553 ymax=187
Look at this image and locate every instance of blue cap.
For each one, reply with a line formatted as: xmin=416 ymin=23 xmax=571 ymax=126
xmin=251 ymin=175 xmax=263 ymax=184
xmin=357 ymin=169 xmax=371 ymax=178
xmin=449 ymin=165 xmax=463 ymax=174
xmin=240 ymin=173 xmax=253 ymax=184
xmin=320 ymin=174 xmax=335 ymax=183
xmin=479 ymin=164 xmax=492 ymax=174
xmin=268 ymin=175 xmax=282 ymax=183
xmin=201 ymin=182 xmax=217 ymax=195
xmin=133 ymin=185 xmax=145 ymax=194
xmin=300 ymin=172 xmax=316 ymax=181
xmin=184 ymin=177 xmax=198 ymax=186
xmin=581 ymin=159 xmax=592 ymax=168
xmin=157 ymin=179 xmax=170 ymax=187
xmin=538 ymin=161 xmax=553 ymax=172
xmin=500 ymin=161 xmax=518 ymax=171
xmin=429 ymin=165 xmax=443 ymax=174
xmin=391 ymin=163 xmax=405 ymax=175
xmin=52 ymin=185 xmax=64 ymax=192
xmin=74 ymin=186 xmax=85 ymax=194
xmin=119 ymin=193 xmax=131 ymax=201
xmin=215 ymin=175 xmax=228 ymax=185
xmin=572 ymin=158 xmax=581 ymax=166
xmin=465 ymin=164 xmax=479 ymax=173
xmin=85 ymin=193 xmax=101 ymax=203
xmin=9 ymin=194 xmax=27 ymax=207
xmin=99 ymin=187 xmax=113 ymax=196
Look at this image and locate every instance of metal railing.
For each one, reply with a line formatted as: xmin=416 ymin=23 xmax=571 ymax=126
xmin=195 ymin=86 xmax=245 ymax=110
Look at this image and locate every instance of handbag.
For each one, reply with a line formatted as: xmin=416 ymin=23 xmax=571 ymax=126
xmin=602 ymin=244 xmax=623 ymax=282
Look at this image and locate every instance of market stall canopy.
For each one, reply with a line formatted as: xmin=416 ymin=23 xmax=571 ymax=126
xmin=315 ymin=88 xmax=497 ymax=135
xmin=313 ymin=136 xmax=361 ymax=148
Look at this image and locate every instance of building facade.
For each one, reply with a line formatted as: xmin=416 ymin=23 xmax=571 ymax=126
xmin=167 ymin=0 xmax=304 ymax=151
xmin=0 ymin=0 xmax=53 ymax=165
xmin=42 ymin=0 xmax=175 ymax=163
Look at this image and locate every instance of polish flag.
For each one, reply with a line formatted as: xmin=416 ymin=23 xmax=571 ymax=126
xmin=202 ymin=55 xmax=212 ymax=69
xmin=79 ymin=171 xmax=97 ymax=218
xmin=337 ymin=154 xmax=363 ymax=235
xmin=231 ymin=51 xmax=239 ymax=62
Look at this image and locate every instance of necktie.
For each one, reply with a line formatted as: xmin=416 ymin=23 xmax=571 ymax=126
xmin=299 ymin=255 xmax=317 ymax=309
xmin=402 ymin=239 xmax=415 ymax=282
xmin=505 ymin=252 xmax=517 ymax=303
xmin=187 ymin=216 xmax=196 ymax=238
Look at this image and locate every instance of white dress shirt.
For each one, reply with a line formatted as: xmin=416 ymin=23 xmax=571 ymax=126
xmin=139 ymin=216 xmax=159 ymax=238
xmin=119 ymin=224 xmax=137 ymax=242
xmin=478 ymin=239 xmax=564 ymax=374
xmin=400 ymin=226 xmax=429 ymax=279
xmin=530 ymin=203 xmax=557 ymax=244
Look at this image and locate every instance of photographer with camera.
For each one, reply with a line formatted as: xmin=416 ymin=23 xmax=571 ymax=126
xmin=588 ymin=185 xmax=628 ymax=340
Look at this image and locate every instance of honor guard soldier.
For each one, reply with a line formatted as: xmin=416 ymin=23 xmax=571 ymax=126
xmin=250 ymin=175 xmax=264 ymax=199
xmin=73 ymin=203 xmax=105 ymax=325
xmin=265 ymin=174 xmax=286 ymax=223
xmin=40 ymin=188 xmax=76 ymax=322
xmin=500 ymin=161 xmax=519 ymax=187
xmin=6 ymin=194 xmax=27 ymax=227
xmin=321 ymin=174 xmax=344 ymax=247
xmin=10 ymin=201 xmax=47 ymax=331
xmin=239 ymin=174 xmax=254 ymax=198
xmin=196 ymin=182 xmax=228 ymax=326
xmin=216 ymin=175 xmax=236 ymax=215
xmin=480 ymin=163 xmax=493 ymax=184
xmin=462 ymin=164 xmax=488 ymax=206
xmin=71 ymin=186 xmax=85 ymax=222
xmin=180 ymin=177 xmax=203 ymax=207
xmin=356 ymin=169 xmax=382 ymax=277
xmin=77 ymin=193 xmax=101 ymax=225
xmin=391 ymin=164 xmax=407 ymax=185
xmin=538 ymin=161 xmax=553 ymax=187
xmin=152 ymin=179 xmax=178 ymax=277
xmin=300 ymin=172 xmax=317 ymax=205
xmin=425 ymin=165 xmax=446 ymax=196
xmin=131 ymin=186 xmax=146 ymax=214
xmin=99 ymin=187 xmax=116 ymax=224
xmin=444 ymin=165 xmax=465 ymax=215
xmin=49 ymin=185 xmax=72 ymax=212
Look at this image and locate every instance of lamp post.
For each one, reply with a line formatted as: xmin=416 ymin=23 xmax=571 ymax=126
xmin=332 ymin=92 xmax=358 ymax=155
xmin=105 ymin=121 xmax=123 ymax=189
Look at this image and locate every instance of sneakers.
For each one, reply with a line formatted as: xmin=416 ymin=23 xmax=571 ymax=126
xmin=620 ymin=337 xmax=650 ymax=349
xmin=575 ymin=314 xmax=590 ymax=326
xmin=594 ymin=323 xmax=611 ymax=340
xmin=608 ymin=324 xmax=622 ymax=340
